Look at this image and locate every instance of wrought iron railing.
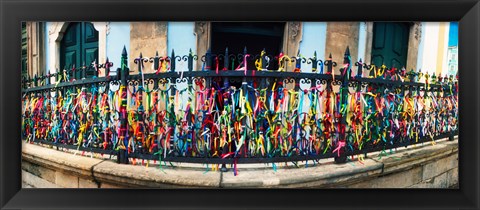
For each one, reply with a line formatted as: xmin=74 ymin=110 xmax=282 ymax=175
xmin=21 ymin=46 xmax=458 ymax=174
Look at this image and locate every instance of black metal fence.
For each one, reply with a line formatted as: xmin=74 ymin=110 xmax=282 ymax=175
xmin=21 ymin=46 xmax=458 ymax=173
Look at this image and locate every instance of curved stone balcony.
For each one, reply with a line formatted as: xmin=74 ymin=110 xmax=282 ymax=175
xmin=22 ymin=136 xmax=458 ymax=188
xmin=21 ymin=47 xmax=459 ymax=180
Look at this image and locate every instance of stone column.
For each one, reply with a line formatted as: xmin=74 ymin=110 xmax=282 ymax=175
xmin=364 ymin=22 xmax=374 ymax=75
xmin=26 ymin=22 xmax=45 ymax=78
xmin=194 ymin=22 xmax=211 ymax=71
xmin=282 ymin=22 xmax=303 ymax=72
xmin=406 ymin=22 xmax=422 ymax=72
xmin=129 ymin=22 xmax=168 ymax=73
xmin=325 ymin=22 xmax=360 ymax=75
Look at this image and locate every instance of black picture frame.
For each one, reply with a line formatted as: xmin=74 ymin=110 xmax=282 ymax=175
xmin=1 ymin=0 xmax=478 ymax=209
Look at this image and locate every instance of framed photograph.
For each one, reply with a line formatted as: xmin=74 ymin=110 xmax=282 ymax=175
xmin=1 ymin=0 xmax=478 ymax=209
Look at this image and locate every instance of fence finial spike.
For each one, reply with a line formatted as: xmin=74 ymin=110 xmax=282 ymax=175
xmin=139 ymin=52 xmax=143 ymax=58
xmin=171 ymin=49 xmax=175 ymax=56
xmin=329 ymin=53 xmax=332 ymax=59
xmin=155 ymin=51 xmax=159 ymax=56
xmin=122 ymin=46 xmax=127 ymax=56
xmin=345 ymin=46 xmax=350 ymax=56
xmin=314 ymin=51 xmax=317 ymax=58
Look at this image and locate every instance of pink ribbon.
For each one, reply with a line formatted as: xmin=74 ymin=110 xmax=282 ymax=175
xmin=332 ymin=141 xmax=346 ymax=157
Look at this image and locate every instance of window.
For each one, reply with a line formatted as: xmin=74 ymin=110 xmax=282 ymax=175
xmin=60 ymin=22 xmax=99 ymax=79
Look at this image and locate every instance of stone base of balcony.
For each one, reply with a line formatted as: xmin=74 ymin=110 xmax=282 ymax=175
xmin=22 ymin=137 xmax=458 ymax=188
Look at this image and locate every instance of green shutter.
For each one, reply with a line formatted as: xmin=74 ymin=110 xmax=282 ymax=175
xmin=21 ymin=22 xmax=28 ymax=78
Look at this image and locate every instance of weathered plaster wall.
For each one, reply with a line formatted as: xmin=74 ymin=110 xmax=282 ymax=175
xmin=405 ymin=23 xmax=422 ymax=72
xmin=129 ymin=22 xmax=167 ymax=73
xmin=325 ymin=22 xmax=359 ymax=75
